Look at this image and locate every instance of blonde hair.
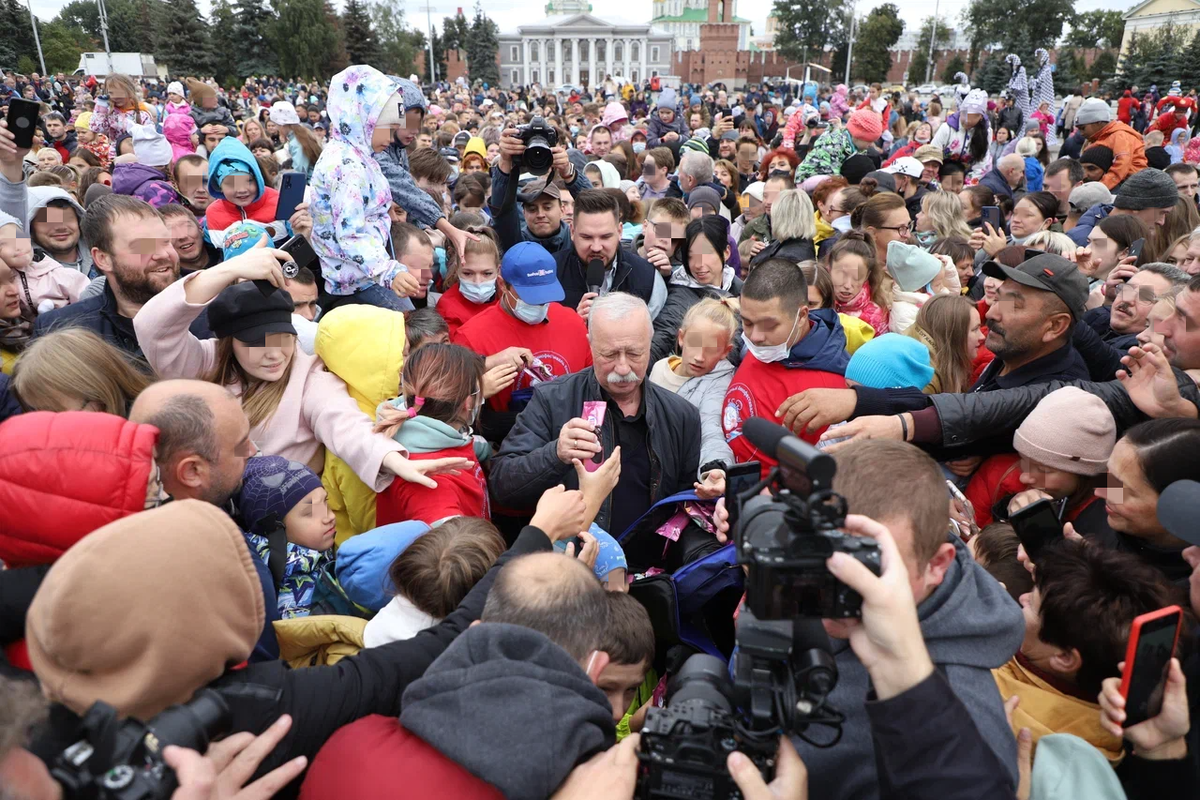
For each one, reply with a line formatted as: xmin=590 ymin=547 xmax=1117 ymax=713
xmin=12 ymin=328 xmax=152 ymax=415
xmin=1023 ymin=230 xmax=1077 ymax=256
xmin=103 ymin=74 xmax=143 ymax=112
xmin=206 ymin=336 xmax=294 ymax=427
xmin=908 ymin=294 xmax=976 ymax=394
xmin=36 ymin=148 xmax=62 ymax=164
xmin=920 ymin=192 xmax=973 ymax=241
xmin=445 ymin=227 xmax=501 ymax=286
xmin=1015 ymin=137 xmax=1039 ymax=158
xmin=769 ymin=189 xmax=817 ymax=241
xmin=680 ymin=297 xmax=739 ymax=346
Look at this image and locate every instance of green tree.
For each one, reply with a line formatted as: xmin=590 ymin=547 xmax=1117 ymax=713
xmin=56 ymin=0 xmax=154 ymax=54
xmin=371 ymin=0 xmax=423 ymax=76
xmin=771 ymin=0 xmax=850 ymax=65
xmin=0 ymin=0 xmax=39 ymax=68
xmin=233 ymin=0 xmax=278 ymax=77
xmin=1109 ymin=22 xmax=1184 ymax=93
xmin=40 ymin=20 xmax=90 ymax=75
xmin=157 ymin=0 xmax=214 ymax=76
xmin=466 ymin=0 xmax=500 ymax=87
xmin=941 ymin=54 xmax=966 ymax=85
xmin=1066 ymin=9 xmax=1125 ymax=50
xmin=210 ymin=0 xmax=238 ymax=83
xmin=972 ymin=51 xmax=1009 ymax=95
xmin=341 ymin=0 xmax=381 ymax=67
xmin=852 ymin=3 xmax=903 ymax=84
xmin=324 ymin=0 xmax=350 ymax=76
xmin=908 ymin=15 xmax=953 ymax=85
xmin=1177 ymin=27 xmax=1200 ymax=89
xmin=962 ymin=0 xmax=1074 ymax=73
xmin=270 ymin=0 xmax=342 ymax=78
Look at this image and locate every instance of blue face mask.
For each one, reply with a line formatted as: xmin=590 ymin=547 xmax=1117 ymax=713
xmin=570 ymin=125 xmax=580 ymax=136
xmin=460 ymin=278 xmax=497 ymax=304
xmin=632 ymin=141 xmax=646 ymax=153
xmin=914 ymin=230 xmax=938 ymax=247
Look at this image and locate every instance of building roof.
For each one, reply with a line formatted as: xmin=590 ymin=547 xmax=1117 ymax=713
xmin=503 ymin=12 xmax=671 ymax=34
xmin=1123 ymin=0 xmax=1200 ymax=20
xmin=651 ymin=7 xmax=750 ymax=23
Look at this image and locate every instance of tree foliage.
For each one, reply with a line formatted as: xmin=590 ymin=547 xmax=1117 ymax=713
xmin=371 ymin=0 xmax=423 ymax=77
xmin=908 ymin=15 xmax=953 ymax=85
xmin=269 ymin=0 xmax=342 ymax=78
xmin=40 ymin=21 xmax=92 ymax=74
xmin=962 ymin=0 xmax=1074 ymax=73
xmin=341 ymin=0 xmax=381 ymax=67
xmin=852 ymin=3 xmax=903 ymax=84
xmin=158 ymin=0 xmax=214 ymax=76
xmin=232 ymin=0 xmax=278 ymax=77
xmin=972 ymin=52 xmax=1009 ymax=95
xmin=771 ymin=0 xmax=850 ymax=64
xmin=210 ymin=0 xmax=239 ymax=83
xmin=0 ymin=0 xmax=40 ymax=69
xmin=1066 ymin=9 xmax=1125 ymax=50
xmin=466 ymin=0 xmax=500 ymax=87
xmin=1108 ymin=21 xmax=1188 ymax=93
xmin=941 ymin=54 xmax=966 ymax=86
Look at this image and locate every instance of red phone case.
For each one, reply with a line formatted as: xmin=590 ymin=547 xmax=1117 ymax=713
xmin=1118 ymin=605 xmax=1182 ymax=700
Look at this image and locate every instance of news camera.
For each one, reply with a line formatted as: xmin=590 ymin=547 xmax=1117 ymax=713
xmin=517 ymin=115 xmax=558 ymax=175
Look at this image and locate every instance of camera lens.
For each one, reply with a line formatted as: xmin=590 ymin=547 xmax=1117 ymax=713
xmin=524 ymin=138 xmax=553 ymax=175
xmin=149 ymin=689 xmax=231 ymax=753
xmin=668 ymin=654 xmax=735 ymax=714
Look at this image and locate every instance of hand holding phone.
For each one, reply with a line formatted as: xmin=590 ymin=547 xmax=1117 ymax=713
xmin=5 ymin=99 xmax=40 ymax=150
xmin=1118 ymin=606 xmax=1183 ymax=728
xmin=1009 ymin=498 xmax=1063 ymax=563
xmin=724 ymin=461 xmax=761 ymax=533
xmin=981 ymin=205 xmax=1003 ymax=233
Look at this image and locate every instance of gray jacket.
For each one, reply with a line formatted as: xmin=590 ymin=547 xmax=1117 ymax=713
xmin=374 ymin=142 xmax=445 ymax=231
xmin=675 ymin=358 xmax=735 ymax=475
xmin=796 ymin=536 xmax=1024 ymax=799
xmin=0 ymin=176 xmax=93 ymax=277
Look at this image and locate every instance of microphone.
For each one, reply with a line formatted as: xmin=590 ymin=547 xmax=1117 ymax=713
xmin=743 ymin=417 xmax=836 ymax=492
xmin=586 ymin=258 xmax=605 ymax=295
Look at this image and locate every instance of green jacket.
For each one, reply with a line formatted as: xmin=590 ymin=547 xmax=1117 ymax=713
xmin=795 ymin=127 xmax=859 ymax=182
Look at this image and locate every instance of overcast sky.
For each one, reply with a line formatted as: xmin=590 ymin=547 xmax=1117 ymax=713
xmin=26 ymin=0 xmax=1135 ymax=43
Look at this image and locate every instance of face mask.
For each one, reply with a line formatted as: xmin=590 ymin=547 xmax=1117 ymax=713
xmin=632 ymin=141 xmax=646 ymax=153
xmin=914 ymin=230 xmax=937 ymax=247
xmin=512 ymin=295 xmax=549 ymax=324
xmin=460 ymin=278 xmax=496 ymax=304
xmin=570 ymin=125 xmax=580 ymax=136
xmin=915 ymin=133 xmax=931 ymax=144
xmin=745 ymin=313 xmax=800 ymax=363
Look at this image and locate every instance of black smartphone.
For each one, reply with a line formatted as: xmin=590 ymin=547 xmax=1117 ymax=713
xmin=981 ymin=205 xmax=1003 ymax=233
xmin=6 ymin=98 xmax=41 ymax=149
xmin=724 ymin=461 xmax=761 ymax=533
xmin=275 ymin=171 xmax=307 ymax=221
xmin=1120 ymin=606 xmax=1183 ymax=726
xmin=280 ymin=234 xmax=317 ymax=269
xmin=1128 ymin=237 xmax=1145 ymax=263
xmin=1010 ymin=498 xmax=1063 ymax=563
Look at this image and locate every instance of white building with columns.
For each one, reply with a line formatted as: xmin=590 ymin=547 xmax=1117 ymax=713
xmin=497 ymin=13 xmax=675 ymax=91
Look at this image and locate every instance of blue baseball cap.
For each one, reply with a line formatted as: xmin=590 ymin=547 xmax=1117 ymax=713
xmin=501 ymin=242 xmax=564 ymax=305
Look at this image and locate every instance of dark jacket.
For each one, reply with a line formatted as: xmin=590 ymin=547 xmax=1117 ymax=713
xmin=0 ymin=373 xmax=22 ymax=424
xmin=979 ymin=168 xmax=1014 ymax=201
xmin=904 ymin=184 xmax=929 ymax=221
xmin=489 ymin=164 xmax=592 ymax=256
xmin=749 ymin=236 xmax=817 ymax=269
xmin=650 ymin=276 xmax=743 ymax=364
xmin=1078 ymin=308 xmax=1139 ymax=378
xmin=490 ymin=370 xmax=701 ymax=531
xmin=33 ymin=281 xmax=212 ymax=368
xmin=555 ymin=246 xmax=658 ymax=313
xmin=28 ymin=525 xmax=552 ymax=800
xmin=1067 ymin=203 xmax=1112 ymax=247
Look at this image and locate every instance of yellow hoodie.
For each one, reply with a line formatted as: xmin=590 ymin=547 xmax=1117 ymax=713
xmin=315 ymin=305 xmax=406 ymax=544
xmin=462 ymin=136 xmax=488 ymax=169
xmin=838 ymin=313 xmax=875 ymax=355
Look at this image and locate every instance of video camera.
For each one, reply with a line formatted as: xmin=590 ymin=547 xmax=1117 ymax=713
xmin=636 ymin=419 xmax=879 ymax=799
xmin=516 ymin=115 xmax=557 ymax=175
xmin=51 ymin=690 xmax=230 ymax=800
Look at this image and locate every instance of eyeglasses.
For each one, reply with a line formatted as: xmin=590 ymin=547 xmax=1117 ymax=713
xmin=876 ymin=220 xmax=916 ymax=235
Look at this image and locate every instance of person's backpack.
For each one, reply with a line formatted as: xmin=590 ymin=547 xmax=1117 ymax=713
xmin=617 ymin=490 xmax=744 ymax=661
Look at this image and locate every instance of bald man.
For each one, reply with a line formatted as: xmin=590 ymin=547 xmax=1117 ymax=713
xmin=980 ymin=153 xmax=1026 ymax=201
xmin=299 ymin=550 xmax=619 ymax=798
xmin=129 ymin=379 xmax=256 ymax=508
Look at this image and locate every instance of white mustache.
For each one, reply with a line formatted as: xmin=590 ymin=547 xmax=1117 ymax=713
xmin=606 ymin=371 xmax=641 ymax=385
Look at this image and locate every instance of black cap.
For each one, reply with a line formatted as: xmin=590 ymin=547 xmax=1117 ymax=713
xmin=207 ymin=282 xmax=296 ymax=345
xmin=982 ymin=252 xmax=1089 ymax=320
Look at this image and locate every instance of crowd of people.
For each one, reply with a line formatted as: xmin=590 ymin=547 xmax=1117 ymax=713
xmin=1 ymin=61 xmax=1199 ymax=799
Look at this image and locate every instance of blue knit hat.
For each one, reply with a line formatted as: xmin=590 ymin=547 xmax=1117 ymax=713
xmin=845 ymin=333 xmax=934 ymax=390
xmin=236 ymin=455 xmax=324 ymax=535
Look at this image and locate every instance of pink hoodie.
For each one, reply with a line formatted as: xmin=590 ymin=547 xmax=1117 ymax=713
xmin=162 ymin=112 xmax=197 ymax=163
xmin=18 ymin=254 xmax=91 ymax=313
xmin=133 ymin=275 xmax=407 ymax=489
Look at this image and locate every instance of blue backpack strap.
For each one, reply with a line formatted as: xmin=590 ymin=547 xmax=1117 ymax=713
xmin=615 ymin=490 xmax=701 ymax=543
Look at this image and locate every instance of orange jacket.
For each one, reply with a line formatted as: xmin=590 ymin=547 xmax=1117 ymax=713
xmin=1086 ymin=121 xmax=1147 ymax=190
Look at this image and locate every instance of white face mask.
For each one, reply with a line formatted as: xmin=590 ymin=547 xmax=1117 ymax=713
xmin=512 ymin=295 xmax=549 ymax=324
xmin=460 ymin=279 xmax=497 ymax=304
xmin=745 ymin=313 xmax=800 ymax=363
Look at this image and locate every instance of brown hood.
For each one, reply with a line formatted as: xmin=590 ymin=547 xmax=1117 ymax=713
xmin=26 ymin=500 xmax=264 ymax=720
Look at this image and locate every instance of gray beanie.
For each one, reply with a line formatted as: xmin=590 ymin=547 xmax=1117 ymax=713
xmin=1113 ymin=169 xmax=1179 ymax=211
xmin=1074 ymin=97 xmax=1112 ymax=126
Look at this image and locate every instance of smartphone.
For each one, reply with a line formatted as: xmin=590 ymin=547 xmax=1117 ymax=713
xmin=1128 ymin=237 xmax=1145 ymax=263
xmin=280 ymin=234 xmax=317 ymax=269
xmin=724 ymin=461 xmax=761 ymax=532
xmin=1120 ymin=606 xmax=1183 ymax=726
xmin=6 ymin=99 xmax=41 ymax=149
xmin=1009 ymin=498 xmax=1063 ymax=563
xmin=275 ymin=171 xmax=307 ymax=221
xmin=981 ymin=205 xmax=1003 ymax=233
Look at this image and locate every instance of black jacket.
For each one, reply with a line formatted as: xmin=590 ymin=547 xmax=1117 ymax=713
xmin=650 ymin=278 xmax=743 ymax=364
xmin=749 ymin=236 xmax=816 ymax=269
xmin=34 ymin=281 xmax=212 ymax=368
xmin=555 ymin=246 xmax=658 ymax=313
xmin=488 ymin=163 xmax=593 ymax=256
xmin=27 ymin=525 xmax=552 ymax=800
xmin=489 ymin=370 xmax=700 ymax=531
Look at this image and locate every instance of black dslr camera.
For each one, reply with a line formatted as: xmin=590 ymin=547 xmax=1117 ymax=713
xmin=636 ymin=655 xmax=776 ymax=800
xmin=51 ymin=690 xmax=230 ymax=799
xmin=517 ymin=115 xmax=558 ymax=175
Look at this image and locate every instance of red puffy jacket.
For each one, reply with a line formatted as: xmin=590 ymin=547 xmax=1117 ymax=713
xmin=0 ymin=411 xmax=159 ymax=568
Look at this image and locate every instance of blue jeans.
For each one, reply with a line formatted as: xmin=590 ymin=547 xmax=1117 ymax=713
xmin=324 ymin=283 xmax=414 ymax=313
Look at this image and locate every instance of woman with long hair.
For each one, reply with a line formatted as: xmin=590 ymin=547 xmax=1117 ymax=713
xmin=11 ymin=328 xmax=151 ymax=415
xmin=850 ymin=192 xmax=911 ymax=268
xmin=1151 ymin=194 xmax=1200 ymax=265
xmin=270 ymin=102 xmax=323 ymax=178
xmin=374 ymin=343 xmax=491 ymax=526
xmin=133 ymin=252 xmax=465 ymax=495
xmin=914 ymin=191 xmax=973 ymax=247
xmin=241 ymin=118 xmax=267 ymax=147
xmin=906 ymin=294 xmax=984 ymax=394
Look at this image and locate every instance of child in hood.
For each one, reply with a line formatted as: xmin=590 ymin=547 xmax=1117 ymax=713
xmin=204 ymin=136 xmax=283 ymax=235
xmin=237 ymin=455 xmax=338 ymax=619
xmin=73 ymin=113 xmax=111 ymax=169
xmin=112 ymin=124 xmax=181 ymax=209
xmin=186 ymin=77 xmax=238 ymax=137
xmin=165 ymin=80 xmax=191 ymax=116
xmin=163 ymin=111 xmax=198 ymax=164
xmin=0 ymin=210 xmax=89 ymax=314
xmin=647 ymin=88 xmax=690 ymax=149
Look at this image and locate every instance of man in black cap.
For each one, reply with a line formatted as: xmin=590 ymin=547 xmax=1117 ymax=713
xmin=1079 ymin=146 xmax=1114 ymax=183
xmin=1068 ymin=168 xmax=1181 ymax=247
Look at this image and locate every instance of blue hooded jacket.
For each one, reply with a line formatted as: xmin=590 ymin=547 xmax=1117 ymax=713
xmin=206 ymin=136 xmax=265 ymax=202
xmin=782 ymin=308 xmax=851 ymax=374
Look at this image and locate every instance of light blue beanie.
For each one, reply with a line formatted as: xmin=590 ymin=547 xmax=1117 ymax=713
xmin=845 ymin=333 xmax=934 ymax=390
xmin=886 ymin=240 xmax=943 ymax=292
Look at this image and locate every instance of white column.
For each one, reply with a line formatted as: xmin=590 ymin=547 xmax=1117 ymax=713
xmin=641 ymin=37 xmax=648 ymax=80
xmin=624 ymin=37 xmax=631 ymax=79
xmin=555 ymin=37 xmax=563 ymax=90
xmin=571 ymin=38 xmax=579 ymax=86
xmin=607 ymin=36 xmax=614 ymax=80
xmin=522 ymin=38 xmax=530 ymax=86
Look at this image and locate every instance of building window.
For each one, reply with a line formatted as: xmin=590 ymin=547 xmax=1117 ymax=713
xmin=549 ymin=70 xmax=555 ymax=84
xmin=685 ymin=39 xmax=692 ymax=50
xmin=511 ymin=69 xmax=519 ymax=84
xmin=531 ymin=42 xmax=539 ymax=61
xmin=532 ymin=69 xmax=539 ymax=84
xmin=580 ymin=41 xmax=588 ymax=60
xmin=632 ymin=42 xmax=639 ymax=60
xmin=615 ymin=43 xmax=623 ymax=62
xmin=511 ymin=46 xmax=519 ymax=61
xmin=632 ymin=70 xmax=638 ymax=83
xmin=547 ymin=43 xmax=555 ymax=61
xmin=651 ymin=46 xmax=659 ymax=62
